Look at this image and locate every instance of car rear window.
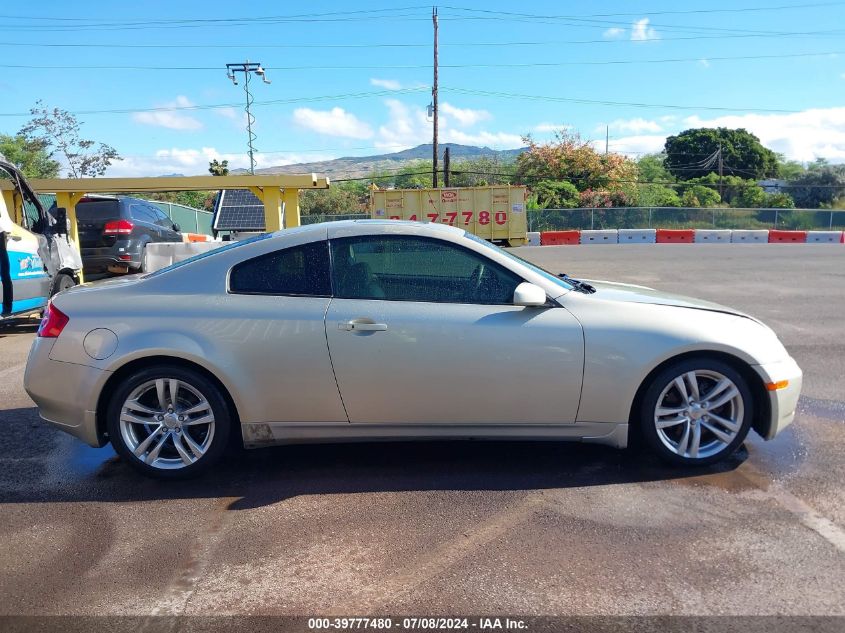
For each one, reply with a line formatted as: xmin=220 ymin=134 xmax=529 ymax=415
xmin=75 ymin=201 xmax=121 ymax=221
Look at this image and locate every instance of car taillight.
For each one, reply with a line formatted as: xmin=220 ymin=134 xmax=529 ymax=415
xmin=103 ymin=219 xmax=134 ymax=235
xmin=37 ymin=303 xmax=70 ymax=338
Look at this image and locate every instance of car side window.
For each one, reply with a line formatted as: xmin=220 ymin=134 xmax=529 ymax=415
xmin=330 ymin=235 xmax=522 ymax=305
xmin=129 ymin=203 xmax=157 ymax=224
xmin=229 ymin=240 xmax=331 ymax=296
xmin=151 ymin=206 xmax=174 ymax=228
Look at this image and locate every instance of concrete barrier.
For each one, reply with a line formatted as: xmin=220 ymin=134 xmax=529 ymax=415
xmin=527 ymin=231 xmax=541 ymax=247
xmin=580 ymin=229 xmax=618 ymax=244
xmin=806 ymin=231 xmax=843 ymax=243
xmin=769 ymin=230 xmax=808 ymax=243
xmin=541 ymin=230 xmax=580 ymax=246
xmin=618 ymin=229 xmax=656 ymax=243
xmin=730 ymin=230 xmax=769 ymax=243
xmin=694 ymin=229 xmax=732 ymax=243
xmin=144 ymin=241 xmax=225 ymax=273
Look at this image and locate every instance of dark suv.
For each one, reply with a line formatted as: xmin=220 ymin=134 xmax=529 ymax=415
xmin=71 ymin=197 xmax=182 ymax=274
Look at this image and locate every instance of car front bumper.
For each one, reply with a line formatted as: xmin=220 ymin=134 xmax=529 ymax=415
xmin=23 ymin=337 xmax=111 ymax=447
xmin=751 ymin=356 xmax=803 ymax=440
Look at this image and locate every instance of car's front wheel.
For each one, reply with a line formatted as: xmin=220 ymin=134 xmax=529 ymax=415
xmin=639 ymin=358 xmax=753 ymax=466
xmin=106 ymin=365 xmax=231 ymax=478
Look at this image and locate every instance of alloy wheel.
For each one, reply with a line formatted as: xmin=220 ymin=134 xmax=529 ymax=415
xmin=118 ymin=378 xmax=216 ymax=470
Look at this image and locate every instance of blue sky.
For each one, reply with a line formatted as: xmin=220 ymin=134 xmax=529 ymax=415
xmin=1 ymin=1 xmax=844 ymax=176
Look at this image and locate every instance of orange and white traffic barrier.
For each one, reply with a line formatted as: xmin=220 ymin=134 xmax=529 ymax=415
xmin=694 ymin=229 xmax=731 ymax=243
xmin=540 ymin=230 xmax=580 ymax=245
xmin=730 ymin=230 xmax=769 ymax=243
xmin=580 ymin=229 xmax=618 ymax=244
xmin=768 ymin=230 xmax=808 ymax=243
xmin=656 ymin=229 xmax=694 ymax=243
xmin=619 ymin=228 xmax=656 ymax=243
xmin=806 ymin=231 xmax=843 ymax=243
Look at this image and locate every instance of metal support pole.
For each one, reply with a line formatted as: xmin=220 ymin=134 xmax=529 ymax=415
xmin=591 ymin=209 xmax=595 ymax=230
xmin=283 ymin=188 xmax=300 ymax=229
xmin=432 ymin=7 xmax=439 ymax=188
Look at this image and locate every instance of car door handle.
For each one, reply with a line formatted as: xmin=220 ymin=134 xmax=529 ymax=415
xmin=338 ymin=320 xmax=388 ymax=332
xmin=9 ymin=235 xmax=22 ymax=241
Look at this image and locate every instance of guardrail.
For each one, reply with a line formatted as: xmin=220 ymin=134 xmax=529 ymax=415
xmin=526 ymin=207 xmax=845 ymax=232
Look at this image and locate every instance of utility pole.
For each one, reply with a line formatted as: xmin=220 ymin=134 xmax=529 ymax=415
xmin=443 ymin=146 xmax=450 ymax=187
xmin=226 ymin=61 xmax=271 ymax=175
xmin=605 ymin=125 xmax=609 ymax=155
xmin=432 ymin=6 xmax=439 ymax=187
xmin=717 ymin=142 xmax=724 ymax=200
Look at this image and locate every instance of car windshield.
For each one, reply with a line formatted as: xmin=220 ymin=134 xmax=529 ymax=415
xmin=142 ymin=233 xmax=274 ymax=279
xmin=463 ymin=232 xmax=574 ymax=292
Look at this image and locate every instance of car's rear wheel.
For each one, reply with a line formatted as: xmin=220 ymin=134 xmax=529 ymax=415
xmin=639 ymin=358 xmax=753 ymax=466
xmin=49 ymin=272 xmax=76 ymax=297
xmin=106 ymin=365 xmax=231 ymax=478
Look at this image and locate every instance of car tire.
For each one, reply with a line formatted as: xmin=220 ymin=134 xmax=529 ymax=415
xmin=106 ymin=365 xmax=231 ymax=479
xmin=49 ymin=272 xmax=76 ymax=297
xmin=639 ymin=357 xmax=753 ymax=467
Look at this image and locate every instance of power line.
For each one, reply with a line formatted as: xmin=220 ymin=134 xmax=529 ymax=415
xmin=0 ymin=29 xmax=841 ymax=50
xmin=0 ymin=87 xmax=429 ymax=117
xmin=1 ymin=50 xmax=839 ymax=72
xmin=444 ymin=87 xmax=803 ymax=113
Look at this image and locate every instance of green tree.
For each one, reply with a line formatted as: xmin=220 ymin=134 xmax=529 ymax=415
xmin=530 ymin=180 xmax=580 ymax=208
xmin=765 ymin=192 xmax=795 ymax=209
xmin=636 ymin=153 xmax=673 ymax=183
xmin=0 ymin=134 xmax=60 ymax=178
xmin=448 ymin=155 xmax=516 ymax=187
xmin=208 ymin=159 xmax=229 ymax=176
xmin=516 ymin=131 xmax=637 ymax=195
xmin=636 ymin=183 xmax=681 ymax=207
xmin=776 ymin=155 xmax=806 ymax=180
xmin=785 ymin=163 xmax=845 ymax=208
xmin=681 ymin=185 xmax=721 ymax=208
xmin=300 ymin=183 xmax=367 ymax=216
xmin=20 ymin=100 xmax=120 ymax=177
xmin=664 ymin=127 xmax=778 ymax=181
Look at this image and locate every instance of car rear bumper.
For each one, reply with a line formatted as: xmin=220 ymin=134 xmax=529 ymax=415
xmin=81 ymin=242 xmax=143 ymax=272
xmin=751 ymin=356 xmax=803 ymax=440
xmin=23 ymin=337 xmax=111 ymax=447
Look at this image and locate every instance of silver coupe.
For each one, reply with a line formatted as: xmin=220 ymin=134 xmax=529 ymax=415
xmin=24 ymin=221 xmax=802 ymax=478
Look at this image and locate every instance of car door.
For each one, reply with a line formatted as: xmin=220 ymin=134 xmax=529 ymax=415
xmin=1 ymin=223 xmax=50 ymax=316
xmin=225 ymin=237 xmax=348 ymax=425
xmin=324 ymin=234 xmax=584 ymax=425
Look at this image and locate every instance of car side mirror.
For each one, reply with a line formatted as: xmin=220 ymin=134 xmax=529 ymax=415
xmin=54 ymin=207 xmax=69 ymax=235
xmin=513 ymin=282 xmax=547 ymax=307
xmin=172 ymin=223 xmax=181 ymax=232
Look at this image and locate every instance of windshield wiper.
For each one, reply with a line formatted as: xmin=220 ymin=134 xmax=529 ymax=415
xmin=558 ymin=273 xmax=596 ymax=294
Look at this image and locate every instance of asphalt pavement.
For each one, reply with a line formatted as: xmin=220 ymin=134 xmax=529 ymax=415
xmin=0 ymin=244 xmax=843 ymax=623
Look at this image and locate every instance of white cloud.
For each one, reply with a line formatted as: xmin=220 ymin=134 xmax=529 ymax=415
xmin=131 ymin=96 xmax=203 ymax=130
xmin=534 ymin=123 xmax=571 ymax=133
xmin=443 ymin=130 xmax=524 ymax=148
xmin=603 ymin=27 xmax=625 ymax=39
xmin=375 ymin=99 xmax=521 ymax=151
xmin=440 ymin=102 xmax=492 ymax=127
xmin=684 ymin=107 xmax=845 ymax=162
xmin=631 ymin=18 xmax=659 ymax=42
xmin=699 ymin=58 xmax=711 ymax=68
xmin=601 ymin=118 xmax=663 ymax=134
xmin=370 ymin=78 xmax=403 ymax=90
xmin=292 ymin=107 xmax=374 ymax=139
xmin=598 ymin=135 xmax=668 ymax=156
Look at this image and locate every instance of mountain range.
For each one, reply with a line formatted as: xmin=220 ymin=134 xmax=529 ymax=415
xmin=232 ymin=143 xmax=526 ymax=179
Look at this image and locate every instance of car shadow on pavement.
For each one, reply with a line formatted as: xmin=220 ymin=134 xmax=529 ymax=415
xmin=0 ymin=406 xmax=747 ymax=509
xmin=0 ymin=320 xmax=39 ymax=337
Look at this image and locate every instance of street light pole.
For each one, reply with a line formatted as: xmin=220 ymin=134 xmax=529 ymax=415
xmin=225 ymin=61 xmax=271 ymax=175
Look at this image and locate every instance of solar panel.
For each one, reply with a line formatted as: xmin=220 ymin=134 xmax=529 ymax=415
xmin=212 ymin=189 xmax=267 ymax=231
